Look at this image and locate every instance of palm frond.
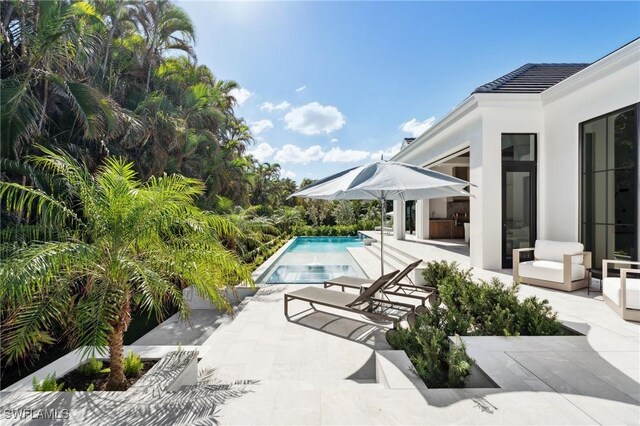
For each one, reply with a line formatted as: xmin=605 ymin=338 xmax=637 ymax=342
xmin=0 ymin=181 xmax=80 ymax=228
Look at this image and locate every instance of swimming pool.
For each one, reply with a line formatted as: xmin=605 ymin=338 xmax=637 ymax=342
xmin=260 ymin=236 xmax=367 ymax=284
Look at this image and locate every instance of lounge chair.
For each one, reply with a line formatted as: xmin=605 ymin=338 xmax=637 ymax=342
xmin=324 ymin=260 xmax=435 ymax=306
xmin=284 ymin=270 xmax=417 ymax=329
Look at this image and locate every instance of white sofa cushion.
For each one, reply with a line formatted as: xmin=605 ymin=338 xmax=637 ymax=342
xmin=603 ymin=277 xmax=640 ymax=310
xmin=534 ymin=240 xmax=584 ymax=264
xmin=519 ymin=260 xmax=585 ymax=283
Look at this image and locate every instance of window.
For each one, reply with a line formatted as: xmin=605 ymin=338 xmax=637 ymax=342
xmin=502 ymin=134 xmax=536 ymax=161
xmin=501 ymin=134 xmax=537 ymax=268
xmin=581 ymin=105 xmax=638 ymax=268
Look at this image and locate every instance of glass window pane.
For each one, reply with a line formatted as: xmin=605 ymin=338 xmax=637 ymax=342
xmin=502 ymin=134 xmax=536 ymax=161
xmin=583 ymin=132 xmax=594 ymax=175
xmin=582 ymin=171 xmax=592 ymax=224
xmin=505 ymin=171 xmax=533 ymax=261
xmin=583 ymin=118 xmax=607 ymax=171
xmin=611 ymin=225 xmax=635 ymax=261
xmin=594 ymin=171 xmax=606 ymax=223
xmin=608 ymin=108 xmax=636 ymax=170
xmin=595 ymin=224 xmax=607 ymax=269
xmin=614 ymin=169 xmax=635 ymax=225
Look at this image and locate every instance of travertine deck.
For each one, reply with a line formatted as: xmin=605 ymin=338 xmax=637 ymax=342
xmin=2 ymin=234 xmax=638 ymax=425
xmin=200 ymin=234 xmax=639 ymax=424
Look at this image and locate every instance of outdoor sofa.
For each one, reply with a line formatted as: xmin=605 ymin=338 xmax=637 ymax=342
xmin=602 ymin=259 xmax=640 ymax=322
xmin=284 ymin=270 xmax=419 ymax=329
xmin=513 ymin=240 xmax=592 ymax=292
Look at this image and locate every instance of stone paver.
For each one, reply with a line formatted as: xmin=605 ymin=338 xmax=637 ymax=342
xmin=2 ymin=235 xmax=639 ymax=425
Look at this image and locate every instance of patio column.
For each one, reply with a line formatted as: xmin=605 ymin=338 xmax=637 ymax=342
xmin=393 ymin=200 xmax=405 ymax=240
xmin=415 ymin=199 xmax=430 ymax=240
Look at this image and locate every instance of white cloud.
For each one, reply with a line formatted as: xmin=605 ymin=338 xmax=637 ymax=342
xmin=295 ymin=85 xmax=306 ymax=92
xmin=249 ymin=119 xmax=274 ymax=135
xmin=330 ymin=138 xmax=339 ymax=143
xmin=251 ymin=141 xmax=400 ymax=166
xmin=281 ymin=169 xmax=296 ymax=179
xmin=274 ymin=144 xmax=324 ymax=164
xmin=284 ymin=102 xmax=346 ymax=136
xmin=260 ymin=101 xmax=291 ymax=112
xmin=399 ymin=116 xmax=437 ymax=137
xmin=323 ymin=147 xmax=371 ymax=163
xmin=248 ymin=142 xmax=276 ymax=162
xmin=229 ymin=87 xmax=252 ymax=106
xmin=370 ymin=143 xmax=402 ymax=161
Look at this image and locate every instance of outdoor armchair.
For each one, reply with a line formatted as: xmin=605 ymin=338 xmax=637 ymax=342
xmin=284 ymin=270 xmax=418 ymax=329
xmin=513 ymin=240 xmax=591 ymax=292
xmin=602 ymin=259 xmax=640 ymax=322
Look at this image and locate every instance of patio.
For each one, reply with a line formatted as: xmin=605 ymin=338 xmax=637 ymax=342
xmin=203 ymin=236 xmax=640 ymax=424
xmin=1 ymin=237 xmax=638 ymax=425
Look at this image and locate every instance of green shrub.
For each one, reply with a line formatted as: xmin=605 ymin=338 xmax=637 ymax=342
xmin=86 ymin=383 xmax=95 ymax=392
xmin=32 ymin=374 xmax=65 ymax=391
xmin=387 ymin=307 xmax=474 ymax=388
xmin=78 ymin=357 xmax=104 ymax=376
xmin=123 ymin=351 xmax=144 ymax=377
xmin=422 ymin=260 xmax=472 ymax=290
xmin=391 ymin=260 xmax=565 ymax=388
xmin=250 ymin=236 xmax=291 ymax=268
xmin=433 ymin=262 xmax=562 ymax=336
xmin=292 ymin=224 xmax=359 ymax=236
xmin=357 ymin=219 xmax=379 ymax=230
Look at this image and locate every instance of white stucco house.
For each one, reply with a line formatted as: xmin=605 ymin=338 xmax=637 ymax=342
xmin=391 ymin=38 xmax=639 ymax=271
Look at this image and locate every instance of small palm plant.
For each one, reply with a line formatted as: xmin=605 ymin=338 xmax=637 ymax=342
xmin=0 ymin=147 xmax=252 ymax=390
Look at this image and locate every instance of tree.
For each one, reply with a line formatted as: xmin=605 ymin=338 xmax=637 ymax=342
xmin=0 ymin=147 xmax=252 ymax=390
xmin=332 ymin=201 xmax=356 ymax=225
xmin=133 ymin=0 xmax=196 ymax=94
xmin=306 ymin=200 xmax=332 ymax=226
xmin=1 ymin=1 xmax=130 ymax=163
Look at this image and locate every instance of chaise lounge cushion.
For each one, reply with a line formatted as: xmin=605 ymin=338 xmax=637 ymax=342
xmin=603 ymin=277 xmax=640 ymax=310
xmin=519 ymin=260 xmax=585 ymax=283
xmin=534 ymin=240 xmax=584 ymax=264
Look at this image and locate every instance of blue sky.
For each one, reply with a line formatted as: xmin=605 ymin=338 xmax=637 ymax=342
xmin=178 ymin=1 xmax=639 ymax=182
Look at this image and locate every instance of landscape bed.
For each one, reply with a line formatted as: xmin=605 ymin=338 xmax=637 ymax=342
xmin=58 ymin=360 xmax=158 ymax=392
xmin=388 ymin=260 xmax=576 ymax=388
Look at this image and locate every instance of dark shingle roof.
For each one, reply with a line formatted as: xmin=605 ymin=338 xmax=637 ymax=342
xmin=473 ymin=63 xmax=590 ymax=94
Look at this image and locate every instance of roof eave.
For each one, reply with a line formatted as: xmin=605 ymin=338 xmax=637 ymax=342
xmin=391 ymin=95 xmax=478 ymax=161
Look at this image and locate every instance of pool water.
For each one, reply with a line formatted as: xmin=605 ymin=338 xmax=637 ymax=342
xmin=261 ymin=236 xmax=367 ymax=284
xmin=286 ymin=236 xmax=365 ymax=253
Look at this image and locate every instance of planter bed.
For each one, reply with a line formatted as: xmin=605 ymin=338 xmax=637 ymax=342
xmin=57 ymin=360 xmax=158 ymax=392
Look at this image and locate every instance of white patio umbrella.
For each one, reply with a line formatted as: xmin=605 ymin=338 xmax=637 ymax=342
xmin=289 ymin=160 xmax=471 ymax=274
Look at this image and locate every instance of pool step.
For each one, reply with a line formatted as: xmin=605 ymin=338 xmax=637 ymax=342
xmin=366 ymin=243 xmax=423 ymax=273
xmin=369 ymin=242 xmax=423 ymax=267
xmin=364 ymin=245 xmax=404 ymax=271
xmin=347 ymin=247 xmax=396 ymax=278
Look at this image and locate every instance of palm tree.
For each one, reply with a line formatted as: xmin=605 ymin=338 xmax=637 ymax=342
xmin=0 ymin=147 xmax=252 ymax=390
xmin=1 ymin=0 xmax=130 ymax=163
xmin=133 ymin=0 xmax=196 ymax=94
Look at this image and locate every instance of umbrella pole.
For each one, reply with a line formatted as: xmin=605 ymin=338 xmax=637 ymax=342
xmin=380 ymin=198 xmax=385 ymax=275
